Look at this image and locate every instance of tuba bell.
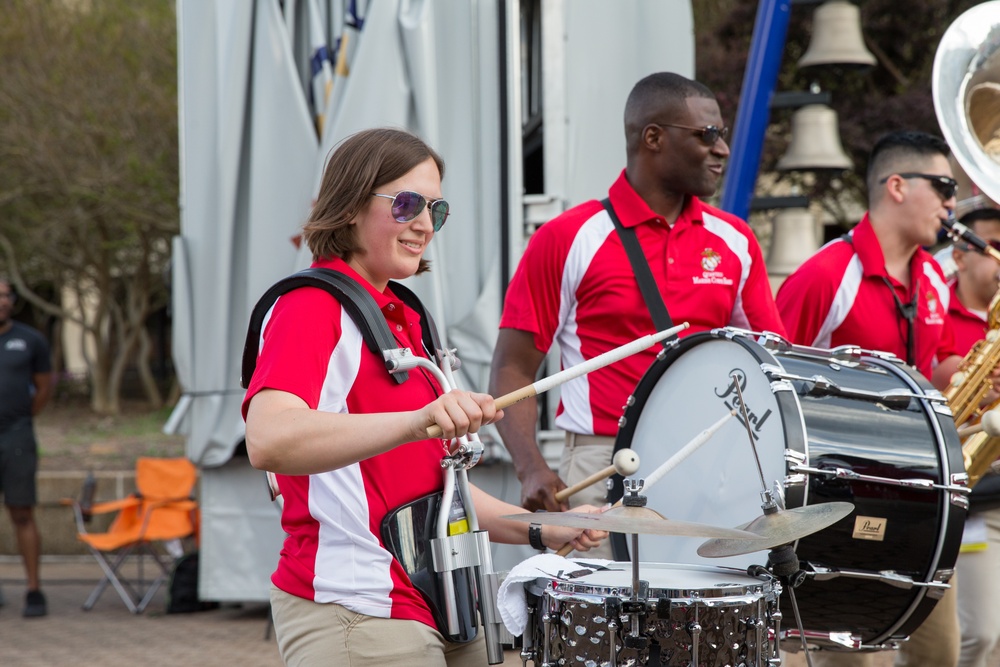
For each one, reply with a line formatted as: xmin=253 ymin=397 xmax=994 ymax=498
xmin=932 ymin=0 xmax=1000 ymax=216
xmin=934 ymin=2 xmax=1000 ymax=487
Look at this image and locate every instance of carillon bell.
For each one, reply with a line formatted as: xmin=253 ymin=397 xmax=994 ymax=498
xmin=776 ymin=104 xmax=853 ymax=172
xmin=766 ymin=207 xmax=819 ymax=292
xmin=798 ymin=0 xmax=876 ymax=69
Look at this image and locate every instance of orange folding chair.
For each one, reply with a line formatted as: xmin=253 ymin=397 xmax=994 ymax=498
xmin=63 ymin=457 xmax=199 ymax=613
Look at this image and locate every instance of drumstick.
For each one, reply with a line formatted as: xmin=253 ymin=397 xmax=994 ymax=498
xmin=554 ymin=449 xmax=641 ymax=503
xmin=425 ymin=323 xmax=690 ymax=438
xmin=555 ymin=409 xmax=735 ymax=556
xmin=957 ymin=409 xmax=1000 ymax=439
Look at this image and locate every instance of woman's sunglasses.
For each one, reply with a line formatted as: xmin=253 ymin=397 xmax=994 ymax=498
xmin=372 ymin=191 xmax=450 ymax=232
xmin=879 ymin=173 xmax=958 ymax=201
xmin=653 ymin=122 xmax=729 ymax=146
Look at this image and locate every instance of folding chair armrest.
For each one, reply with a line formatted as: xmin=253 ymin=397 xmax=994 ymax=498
xmin=90 ymin=496 xmax=141 ymax=514
xmin=146 ymin=498 xmax=198 ymax=511
xmin=60 ymin=498 xmax=91 ymax=534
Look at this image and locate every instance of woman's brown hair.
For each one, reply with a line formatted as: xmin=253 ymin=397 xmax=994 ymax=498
xmin=302 ymin=128 xmax=445 ymax=274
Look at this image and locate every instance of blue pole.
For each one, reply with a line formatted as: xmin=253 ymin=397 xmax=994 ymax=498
xmin=719 ymin=0 xmax=793 ymax=220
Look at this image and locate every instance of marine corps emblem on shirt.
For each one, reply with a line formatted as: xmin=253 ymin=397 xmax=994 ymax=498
xmin=700 ymin=248 xmax=722 ymax=272
xmin=924 ymin=290 xmax=945 ymax=326
xmin=692 ymin=248 xmax=734 ymax=286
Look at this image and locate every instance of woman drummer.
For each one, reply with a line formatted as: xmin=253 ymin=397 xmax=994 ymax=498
xmin=242 ymin=127 xmax=605 ymax=667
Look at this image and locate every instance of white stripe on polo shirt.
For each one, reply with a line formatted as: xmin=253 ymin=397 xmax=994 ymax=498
xmin=553 ymin=210 xmax=615 ymax=435
xmin=702 ymin=213 xmax=752 ymax=328
xmin=814 ymin=251 xmax=863 ymax=349
xmin=309 ymin=310 xmax=395 ymax=613
xmin=923 ymin=259 xmax=950 ymax=311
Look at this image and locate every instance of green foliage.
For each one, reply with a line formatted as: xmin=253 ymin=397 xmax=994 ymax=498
xmin=696 ymin=0 xmax=983 ymax=225
xmin=0 ymin=0 xmax=179 ymax=413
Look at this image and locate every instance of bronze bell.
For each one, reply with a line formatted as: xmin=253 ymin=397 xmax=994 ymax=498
xmin=798 ymin=0 xmax=876 ymax=69
xmin=776 ymin=104 xmax=853 ymax=172
xmin=767 ymin=207 xmax=820 ymax=292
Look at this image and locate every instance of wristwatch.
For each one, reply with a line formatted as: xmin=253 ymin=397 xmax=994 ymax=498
xmin=528 ymin=523 xmax=545 ymax=551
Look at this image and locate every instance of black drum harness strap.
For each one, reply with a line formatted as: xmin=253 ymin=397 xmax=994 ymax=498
xmin=602 ymin=198 xmax=678 ymax=349
xmin=242 ymin=268 xmax=505 ymax=663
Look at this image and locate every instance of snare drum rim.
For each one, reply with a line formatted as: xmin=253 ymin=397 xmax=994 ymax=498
xmin=543 ymin=561 xmax=780 ymax=604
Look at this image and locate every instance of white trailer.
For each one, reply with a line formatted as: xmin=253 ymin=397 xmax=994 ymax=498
xmin=170 ymin=0 xmax=694 ymax=602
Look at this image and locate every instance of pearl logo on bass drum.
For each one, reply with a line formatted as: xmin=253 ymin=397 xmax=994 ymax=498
xmin=852 ymin=515 xmax=887 ymax=541
xmin=715 ymin=369 xmax=773 ymax=440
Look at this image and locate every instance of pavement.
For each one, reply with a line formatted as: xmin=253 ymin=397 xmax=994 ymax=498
xmin=0 ymin=556 xmax=949 ymax=667
xmin=0 ymin=556 xmax=281 ymax=667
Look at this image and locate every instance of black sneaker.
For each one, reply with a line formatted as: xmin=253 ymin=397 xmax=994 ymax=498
xmin=23 ymin=590 xmax=46 ymax=618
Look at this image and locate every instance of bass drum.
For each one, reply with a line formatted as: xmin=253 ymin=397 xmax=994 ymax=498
xmin=608 ymin=328 xmax=967 ymax=650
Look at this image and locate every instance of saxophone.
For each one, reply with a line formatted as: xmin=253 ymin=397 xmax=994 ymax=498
xmin=943 ymin=216 xmax=1000 ymax=486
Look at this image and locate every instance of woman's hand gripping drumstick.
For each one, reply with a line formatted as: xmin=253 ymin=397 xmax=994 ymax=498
xmin=554 ymin=408 xmax=737 ymax=556
xmin=423 ymin=323 xmax=690 ymax=439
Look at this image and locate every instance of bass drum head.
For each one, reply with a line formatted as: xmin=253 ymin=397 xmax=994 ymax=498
xmin=610 ymin=332 xmax=804 ymax=569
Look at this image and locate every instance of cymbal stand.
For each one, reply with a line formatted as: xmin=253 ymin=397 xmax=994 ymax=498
xmin=731 ymin=374 xmax=813 ymax=666
xmin=620 ymin=479 xmax=650 ymax=658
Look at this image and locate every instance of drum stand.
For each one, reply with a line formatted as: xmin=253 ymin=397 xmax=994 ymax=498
xmin=402 ymin=348 xmax=506 ymax=665
xmin=732 ymin=375 xmax=815 ymax=667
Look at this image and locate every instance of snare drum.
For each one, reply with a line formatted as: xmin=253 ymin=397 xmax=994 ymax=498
xmin=609 ymin=329 xmax=967 ymax=650
xmin=523 ymin=562 xmax=780 ymax=666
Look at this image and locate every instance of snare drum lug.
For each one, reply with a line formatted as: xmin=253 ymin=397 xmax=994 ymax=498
xmin=771 ymin=379 xmax=795 ymax=394
xmin=932 ymin=401 xmax=955 ymax=416
xmin=784 ymin=449 xmax=806 ymax=466
xmin=783 ymin=474 xmax=807 ymax=488
xmin=952 ymin=492 xmax=971 ymax=509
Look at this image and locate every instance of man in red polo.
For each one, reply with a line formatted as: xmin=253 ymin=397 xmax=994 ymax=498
xmin=944 ymin=207 xmax=1000 ymax=667
xmin=489 ymin=72 xmax=785 ymax=557
xmin=777 ymin=130 xmax=963 ymax=667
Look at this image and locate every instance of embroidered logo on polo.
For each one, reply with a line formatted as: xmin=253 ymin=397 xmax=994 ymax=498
xmin=924 ymin=290 xmax=945 ymax=326
xmin=692 ymin=248 xmax=734 ymax=285
xmin=4 ymin=338 xmax=28 ymax=352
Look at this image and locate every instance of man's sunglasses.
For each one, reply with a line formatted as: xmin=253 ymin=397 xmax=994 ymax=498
xmin=372 ymin=191 xmax=450 ymax=232
xmin=653 ymin=122 xmax=729 ymax=146
xmin=879 ymin=173 xmax=958 ymax=201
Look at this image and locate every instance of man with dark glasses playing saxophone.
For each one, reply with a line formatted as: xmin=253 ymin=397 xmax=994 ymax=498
xmin=777 ymin=130 xmax=966 ymax=667
xmin=945 ymin=207 xmax=1000 ymax=667
xmin=490 ymin=72 xmax=785 ymax=558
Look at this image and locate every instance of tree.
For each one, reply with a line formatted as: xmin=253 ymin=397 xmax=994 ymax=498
xmin=695 ymin=0 xmax=983 ymax=227
xmin=0 ymin=0 xmax=178 ymax=414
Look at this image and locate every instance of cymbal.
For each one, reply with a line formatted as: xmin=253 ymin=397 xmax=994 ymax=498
xmin=697 ymin=501 xmax=855 ymax=558
xmin=503 ymin=505 xmax=764 ymax=540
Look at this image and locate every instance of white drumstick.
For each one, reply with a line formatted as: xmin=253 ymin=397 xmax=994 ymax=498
xmin=554 ymin=449 xmax=641 ymax=503
xmin=426 ymin=323 xmax=690 ymax=438
xmin=554 ymin=410 xmax=734 ymax=556
xmin=643 ymin=409 xmax=737 ymax=489
xmin=957 ymin=410 xmax=1000 ymax=439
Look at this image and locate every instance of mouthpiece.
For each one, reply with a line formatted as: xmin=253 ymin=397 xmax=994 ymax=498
xmin=943 ymin=212 xmax=1000 ymax=264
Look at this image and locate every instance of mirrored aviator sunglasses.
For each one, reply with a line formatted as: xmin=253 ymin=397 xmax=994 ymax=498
xmin=373 ymin=191 xmax=450 ymax=232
